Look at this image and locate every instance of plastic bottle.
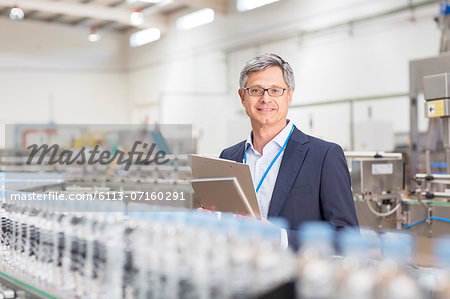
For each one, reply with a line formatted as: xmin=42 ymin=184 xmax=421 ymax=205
xmin=376 ymin=231 xmax=422 ymax=299
xmin=337 ymin=228 xmax=377 ymax=299
xmin=296 ymin=221 xmax=336 ymax=299
xmin=253 ymin=218 xmax=296 ymax=297
xmin=434 ymin=235 xmax=450 ymax=299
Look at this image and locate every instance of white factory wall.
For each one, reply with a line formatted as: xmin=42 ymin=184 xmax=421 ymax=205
xmin=127 ymin=0 xmax=441 ymax=155
xmin=0 ymin=0 xmax=442 ymax=154
xmin=0 ymin=18 xmax=129 ymax=148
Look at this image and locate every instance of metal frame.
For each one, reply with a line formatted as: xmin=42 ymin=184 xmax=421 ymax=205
xmin=409 ymin=53 xmax=450 ymax=178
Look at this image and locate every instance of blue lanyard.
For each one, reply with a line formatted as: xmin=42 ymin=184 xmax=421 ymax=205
xmin=244 ymin=125 xmax=294 ymax=193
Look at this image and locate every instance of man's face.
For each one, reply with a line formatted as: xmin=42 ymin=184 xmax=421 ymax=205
xmin=239 ymin=66 xmax=294 ymax=129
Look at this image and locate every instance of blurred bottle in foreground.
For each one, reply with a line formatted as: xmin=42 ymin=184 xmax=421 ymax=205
xmin=376 ymin=231 xmax=422 ymax=299
xmin=434 ymin=235 xmax=450 ymax=299
xmin=296 ymin=222 xmax=336 ymax=299
xmin=337 ymin=228 xmax=377 ymax=299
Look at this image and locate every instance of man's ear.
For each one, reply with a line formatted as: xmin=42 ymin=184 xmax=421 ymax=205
xmin=238 ymin=88 xmax=245 ymax=104
xmin=288 ymin=88 xmax=294 ymax=105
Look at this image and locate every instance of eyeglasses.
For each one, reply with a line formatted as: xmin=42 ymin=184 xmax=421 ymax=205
xmin=243 ymin=87 xmax=290 ymax=97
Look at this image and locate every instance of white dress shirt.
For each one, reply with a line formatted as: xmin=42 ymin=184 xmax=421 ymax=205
xmin=244 ymin=120 xmax=293 ymax=249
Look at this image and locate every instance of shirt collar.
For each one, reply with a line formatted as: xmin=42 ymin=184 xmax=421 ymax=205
xmin=245 ymin=120 xmax=293 ymax=151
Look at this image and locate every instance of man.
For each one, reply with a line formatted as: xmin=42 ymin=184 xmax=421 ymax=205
xmin=219 ymin=53 xmax=358 ymax=249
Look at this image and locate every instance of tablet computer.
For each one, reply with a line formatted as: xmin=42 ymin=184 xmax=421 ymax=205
xmin=190 ymin=177 xmax=258 ymax=216
xmin=189 ymin=154 xmax=260 ymax=217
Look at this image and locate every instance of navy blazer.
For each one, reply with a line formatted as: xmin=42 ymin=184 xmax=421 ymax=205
xmin=219 ymin=126 xmax=359 ymax=250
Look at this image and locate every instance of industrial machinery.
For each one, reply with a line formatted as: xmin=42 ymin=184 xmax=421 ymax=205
xmin=348 ymin=72 xmax=450 ymax=246
xmin=348 ymin=152 xmax=405 ymax=230
xmin=406 ymin=71 xmax=450 ymax=239
xmin=1 ymin=123 xmax=196 ymax=212
xmin=2 ymin=2 xmax=450 ymax=298
xmin=347 ymin=3 xmax=450 ymax=247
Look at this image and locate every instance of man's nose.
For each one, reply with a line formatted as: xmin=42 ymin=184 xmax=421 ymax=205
xmin=260 ymin=92 xmax=272 ymax=103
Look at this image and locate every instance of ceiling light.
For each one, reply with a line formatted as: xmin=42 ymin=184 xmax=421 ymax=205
xmin=88 ymin=26 xmax=101 ymax=42
xmin=130 ymin=8 xmax=144 ymax=26
xmin=236 ymin=0 xmax=280 ymax=12
xmin=129 ymin=27 xmax=161 ymax=47
xmin=9 ymin=5 xmax=24 ymax=20
xmin=176 ymin=8 xmax=214 ymax=31
xmin=127 ymin=0 xmax=165 ymax=3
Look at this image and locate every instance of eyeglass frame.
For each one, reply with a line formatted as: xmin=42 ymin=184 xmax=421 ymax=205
xmin=242 ymin=87 xmax=291 ymax=97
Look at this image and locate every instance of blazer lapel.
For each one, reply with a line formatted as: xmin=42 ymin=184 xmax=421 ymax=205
xmin=268 ymin=127 xmax=310 ymax=217
xmin=229 ymin=141 xmax=246 ymax=163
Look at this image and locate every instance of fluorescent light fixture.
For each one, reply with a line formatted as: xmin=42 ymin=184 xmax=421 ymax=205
xmin=237 ymin=0 xmax=280 ymax=12
xmin=88 ymin=33 xmax=101 ymax=42
xmin=88 ymin=26 xmax=101 ymax=42
xmin=9 ymin=5 xmax=24 ymax=20
xmin=127 ymin=0 xmax=164 ymax=3
xmin=129 ymin=27 xmax=161 ymax=47
xmin=176 ymin=8 xmax=214 ymax=31
xmin=130 ymin=9 xmax=144 ymax=26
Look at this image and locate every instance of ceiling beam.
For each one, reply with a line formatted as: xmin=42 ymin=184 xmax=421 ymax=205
xmin=141 ymin=0 xmax=226 ymax=16
xmin=24 ymin=9 xmax=38 ymax=18
xmin=182 ymin=0 xmax=227 ymax=14
xmin=71 ymin=17 xmax=90 ymax=26
xmin=108 ymin=0 xmax=125 ymax=8
xmin=0 ymin=7 xmax=9 ymax=15
xmin=95 ymin=20 xmax=116 ymax=29
xmin=141 ymin=0 xmax=179 ymax=15
xmin=44 ymin=13 xmax=64 ymax=22
xmin=1 ymin=0 xmax=168 ymax=32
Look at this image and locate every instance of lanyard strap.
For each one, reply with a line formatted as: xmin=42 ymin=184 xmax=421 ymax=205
xmin=244 ymin=125 xmax=294 ymax=193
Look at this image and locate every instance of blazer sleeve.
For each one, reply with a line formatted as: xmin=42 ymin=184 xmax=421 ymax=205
xmin=286 ymin=229 xmax=300 ymax=251
xmin=319 ymin=143 xmax=359 ymax=229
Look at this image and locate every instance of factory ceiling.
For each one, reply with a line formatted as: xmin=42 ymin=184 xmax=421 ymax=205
xmin=0 ymin=0 xmax=227 ymax=33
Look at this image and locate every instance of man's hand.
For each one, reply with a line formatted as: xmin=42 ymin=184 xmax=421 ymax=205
xmin=233 ymin=214 xmax=274 ymax=226
xmin=196 ymin=209 xmax=276 ymax=227
xmin=260 ymin=217 xmax=274 ymax=225
xmin=197 ymin=205 xmax=215 ymax=214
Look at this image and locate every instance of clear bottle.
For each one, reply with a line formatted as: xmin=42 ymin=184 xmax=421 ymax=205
xmin=253 ymin=218 xmax=296 ymax=297
xmin=158 ymin=212 xmax=182 ymax=299
xmin=102 ymin=212 xmax=126 ymax=299
xmin=228 ymin=217 xmax=261 ymax=299
xmin=434 ymin=235 xmax=450 ymax=299
xmin=376 ymin=231 xmax=422 ymax=299
xmin=197 ymin=212 xmax=230 ymax=299
xmin=296 ymin=221 xmax=336 ymax=299
xmin=337 ymin=228 xmax=377 ymax=299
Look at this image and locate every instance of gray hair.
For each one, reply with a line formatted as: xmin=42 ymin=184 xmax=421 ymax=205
xmin=239 ymin=53 xmax=295 ymax=89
